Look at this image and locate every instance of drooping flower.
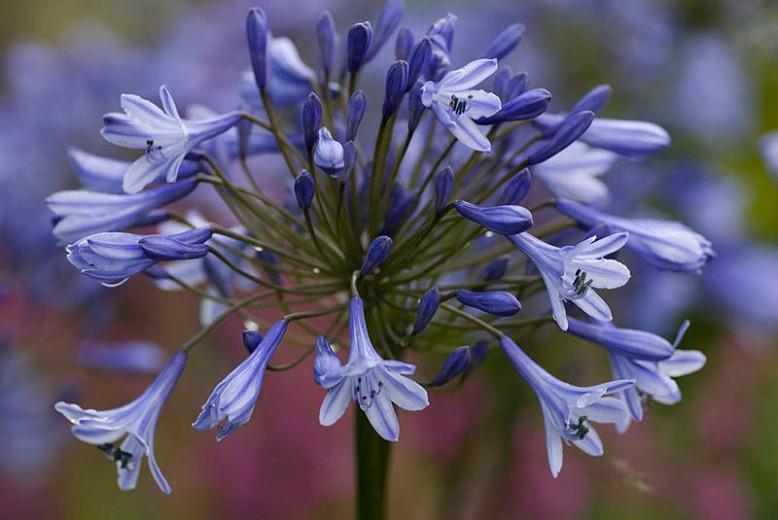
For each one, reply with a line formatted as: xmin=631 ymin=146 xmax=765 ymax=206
xmin=555 ymin=198 xmax=715 ymax=273
xmin=47 ymin=179 xmax=197 ymax=244
xmin=500 ymin=336 xmax=633 ymax=478
xmin=314 ymin=297 xmax=429 ymax=441
xmin=67 ymin=226 xmax=212 ymax=287
xmin=566 ymin=317 xmax=676 ymax=361
xmin=193 ymin=320 xmax=288 ymax=441
xmin=421 ymin=59 xmax=502 ymax=151
xmin=54 ymin=350 xmax=187 ymax=494
xmin=507 ymin=232 xmax=631 ymax=330
xmin=101 ymin=85 xmax=241 ymax=193
xmin=532 ymin=142 xmax=617 ymax=205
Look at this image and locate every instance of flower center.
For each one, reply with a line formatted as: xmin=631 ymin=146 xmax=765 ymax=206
xmin=145 ymin=139 xmax=165 ymax=161
xmin=448 ymin=94 xmax=473 ymax=116
xmin=566 ymin=416 xmax=589 ymax=440
xmin=97 ymin=442 xmax=134 ymax=469
xmin=572 ymin=268 xmax=593 ymax=296
xmin=353 ymin=372 xmax=384 ymax=410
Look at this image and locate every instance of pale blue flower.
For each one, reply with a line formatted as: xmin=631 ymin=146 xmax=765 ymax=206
xmin=500 ymin=336 xmax=633 ymax=478
xmin=508 ymin=232 xmax=631 ymax=330
xmin=421 ymin=59 xmax=502 ymax=151
xmin=193 ymin=321 xmax=288 ymax=441
xmin=314 ymin=297 xmax=429 ymax=442
xmin=54 ymin=350 xmax=187 ymax=494
xmin=101 ymin=85 xmax=240 ymax=193
xmin=532 ymin=142 xmax=617 ymax=205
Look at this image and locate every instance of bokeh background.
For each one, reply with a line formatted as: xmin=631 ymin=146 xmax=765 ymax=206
xmin=1 ymin=0 xmax=777 ymax=518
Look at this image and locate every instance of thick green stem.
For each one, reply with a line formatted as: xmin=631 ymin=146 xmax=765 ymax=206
xmin=355 ymin=410 xmax=391 ymax=520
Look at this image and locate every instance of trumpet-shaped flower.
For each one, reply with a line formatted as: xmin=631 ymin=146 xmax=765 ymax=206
xmin=556 ymin=198 xmax=714 ymax=273
xmin=507 ymin=232 xmax=631 ymax=330
xmin=193 ymin=321 xmax=287 ymax=441
xmin=314 ymin=297 xmax=429 ymax=441
xmin=500 ymin=337 xmax=633 ymax=478
xmin=54 ymin=350 xmax=187 ymax=494
xmin=101 ymin=85 xmax=241 ymax=193
xmin=421 ymin=59 xmax=502 ymax=151
xmin=67 ymin=226 xmax=212 ymax=287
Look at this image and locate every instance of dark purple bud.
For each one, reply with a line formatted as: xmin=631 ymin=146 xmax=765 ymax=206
xmin=294 ymin=170 xmax=315 ymax=210
xmin=407 ymin=37 xmax=431 ymax=87
xmin=407 ymin=81 xmax=425 ymax=132
xmin=479 ymin=23 xmax=525 ymax=60
xmin=346 ymin=90 xmax=367 ymax=141
xmin=360 ymin=235 xmax=393 ymax=275
xmin=317 ymin=12 xmax=336 ymax=76
xmin=527 ymin=110 xmax=595 ymax=165
xmin=395 ymin=27 xmax=414 ymax=60
xmin=347 ymin=22 xmax=373 ymax=74
xmin=246 ymin=8 xmax=269 ymax=90
xmin=343 ymin=141 xmax=357 ymax=173
xmin=366 ymin=0 xmax=404 ymax=61
xmin=302 ymin=92 xmax=323 ymax=152
xmin=455 ymin=290 xmax=521 ymax=317
xmin=498 ymin=169 xmax=532 ymax=205
xmin=454 ymin=200 xmax=533 ymax=235
xmin=429 ymin=346 xmax=471 ymax=386
xmin=569 ymin=84 xmax=612 ymax=116
xmin=412 ymin=287 xmax=440 ymax=334
xmin=478 ymin=257 xmax=509 ymax=282
xmin=383 ymin=60 xmax=409 ymax=120
xmin=242 ymin=330 xmax=264 ymax=354
xmin=434 ymin=166 xmax=454 ymax=213
xmin=477 ymin=88 xmax=551 ymax=125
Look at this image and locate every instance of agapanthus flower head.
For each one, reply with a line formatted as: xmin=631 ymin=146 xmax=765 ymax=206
xmin=101 ymin=86 xmax=241 ymax=193
xmin=421 ymin=59 xmax=502 ymax=151
xmin=54 ymin=350 xmax=187 ymax=494
xmin=193 ymin=320 xmax=288 ymax=441
xmin=500 ymin=337 xmax=633 ymax=477
xmin=314 ymin=297 xmax=428 ymax=441
xmin=508 ymin=232 xmax=631 ymax=330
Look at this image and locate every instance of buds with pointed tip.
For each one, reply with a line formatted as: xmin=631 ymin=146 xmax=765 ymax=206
xmin=477 ymin=88 xmax=551 ymax=125
xmin=395 ymin=27 xmax=414 ymax=60
xmin=347 ymin=22 xmax=373 ymax=74
xmin=360 ymin=235 xmax=393 ymax=276
xmin=454 ymin=200 xmax=533 ymax=235
xmin=527 ymin=111 xmax=595 ymax=165
xmin=413 ymin=287 xmax=440 ymax=334
xmin=242 ymin=330 xmax=264 ymax=354
xmin=478 ymin=257 xmax=509 ymax=282
xmin=302 ymin=93 xmax=323 ymax=153
xmin=434 ymin=166 xmax=454 ymax=213
xmin=569 ymin=84 xmax=612 ymax=116
xmin=346 ymin=90 xmax=367 ymax=142
xmin=317 ymin=12 xmax=336 ymax=77
xmin=366 ymin=0 xmax=404 ymax=61
xmin=343 ymin=141 xmax=357 ymax=173
xmin=294 ymin=170 xmax=315 ymax=210
xmin=429 ymin=346 xmax=471 ymax=386
xmin=407 ymin=37 xmax=431 ymax=88
xmin=383 ymin=60 xmax=409 ymax=120
xmin=246 ymin=8 xmax=269 ymax=90
xmin=455 ymin=290 xmax=522 ymax=317
xmin=480 ymin=23 xmax=525 ymax=60
xmin=498 ymin=169 xmax=532 ymax=205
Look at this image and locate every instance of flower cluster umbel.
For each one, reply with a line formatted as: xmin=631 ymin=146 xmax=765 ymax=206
xmin=51 ymin=1 xmax=708 ymax=493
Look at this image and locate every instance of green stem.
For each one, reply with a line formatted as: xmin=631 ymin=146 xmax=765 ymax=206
xmin=355 ymin=410 xmax=391 ymax=520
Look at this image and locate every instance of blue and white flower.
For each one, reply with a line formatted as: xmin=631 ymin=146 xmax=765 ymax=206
xmin=556 ymin=198 xmax=714 ymax=273
xmin=54 ymin=350 xmax=187 ymax=494
xmin=193 ymin=320 xmax=288 ymax=441
xmin=508 ymin=232 xmax=631 ymax=330
xmin=500 ymin=336 xmax=633 ymax=478
xmin=101 ymin=85 xmax=241 ymax=193
xmin=421 ymin=59 xmax=502 ymax=152
xmin=314 ymin=297 xmax=429 ymax=441
xmin=67 ymin=226 xmax=212 ymax=287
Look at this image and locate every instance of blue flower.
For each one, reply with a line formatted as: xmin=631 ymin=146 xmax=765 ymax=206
xmin=412 ymin=287 xmax=440 ymax=334
xmin=455 ymin=290 xmax=521 ymax=317
xmin=454 ymin=200 xmax=533 ymax=235
xmin=314 ymin=297 xmax=429 ymax=442
xmin=67 ymin=226 xmax=212 ymax=287
xmin=429 ymin=346 xmax=472 ymax=386
xmin=314 ymin=127 xmax=345 ymax=177
xmin=47 ymin=179 xmax=196 ymax=244
xmin=102 ymin=85 xmax=240 ymax=193
xmin=566 ymin=317 xmax=676 ymax=361
xmin=240 ymin=36 xmax=316 ymax=109
xmin=532 ymin=142 xmax=617 ymax=205
xmin=500 ymin=337 xmax=633 ymax=478
xmin=508 ymin=232 xmax=631 ymax=330
xmin=360 ymin=235 xmax=393 ymax=276
xmin=421 ymin=59 xmax=502 ymax=151
xmin=479 ymin=23 xmax=525 ymax=61
xmin=54 ymin=350 xmax=187 ymax=494
xmin=556 ymin=198 xmax=714 ymax=273
xmin=193 ymin=320 xmax=288 ymax=441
